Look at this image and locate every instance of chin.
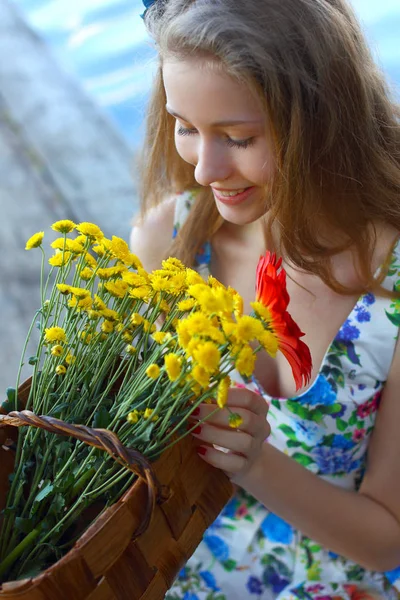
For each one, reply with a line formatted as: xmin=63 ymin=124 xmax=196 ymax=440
xmin=216 ymin=202 xmax=266 ymax=226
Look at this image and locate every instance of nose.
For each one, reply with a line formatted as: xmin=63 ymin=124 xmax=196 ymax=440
xmin=194 ymin=138 xmax=233 ymax=187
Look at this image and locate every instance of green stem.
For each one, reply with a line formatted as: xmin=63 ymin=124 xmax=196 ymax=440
xmin=0 ymin=529 xmax=41 ymax=581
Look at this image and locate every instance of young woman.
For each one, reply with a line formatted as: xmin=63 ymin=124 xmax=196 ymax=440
xmin=130 ymin=0 xmax=400 ymax=597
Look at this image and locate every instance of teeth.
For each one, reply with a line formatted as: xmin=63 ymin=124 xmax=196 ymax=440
xmin=217 ymin=188 xmax=246 ymax=197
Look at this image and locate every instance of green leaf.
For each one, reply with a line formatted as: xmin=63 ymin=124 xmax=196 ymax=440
xmin=336 ymin=418 xmax=347 ymax=432
xmin=15 ymin=517 xmax=34 ymax=534
xmin=323 ymin=403 xmax=343 ymax=415
xmin=286 ymin=400 xmax=311 ymax=421
xmin=278 ymin=424 xmax=297 ymax=440
xmin=6 ymin=387 xmax=16 ymax=404
xmin=348 ymin=411 xmax=357 ymax=426
xmin=286 ymin=439 xmax=302 ymax=448
xmin=329 ymin=368 xmax=345 ymax=388
xmin=221 ymin=559 xmax=237 ymax=572
xmin=292 ymin=453 xmax=315 ymax=467
xmin=327 ymin=354 xmax=342 ymax=367
xmin=385 ymin=310 xmax=400 ymax=327
xmin=34 ymin=482 xmax=54 ymax=504
xmin=328 ymin=377 xmax=338 ymax=394
xmin=309 ymin=409 xmax=324 ymax=423
xmin=92 ymin=406 xmax=111 ymax=429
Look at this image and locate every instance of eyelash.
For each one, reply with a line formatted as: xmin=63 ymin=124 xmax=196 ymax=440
xmin=176 ymin=125 xmax=254 ymax=150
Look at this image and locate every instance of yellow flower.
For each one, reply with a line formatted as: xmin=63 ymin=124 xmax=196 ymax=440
xmin=217 ymin=375 xmax=231 ymax=409
xmin=88 ymin=310 xmax=100 ymax=320
xmin=51 ymin=238 xmax=83 ymax=254
xmin=104 ymin=280 xmax=128 ymax=298
xmin=259 ymin=330 xmax=278 ymax=357
xmin=143 ymin=320 xmax=156 ymax=334
xmin=159 ymin=299 xmax=171 ymax=313
xmin=51 ymin=219 xmax=76 ymax=233
xmin=143 ymin=408 xmax=158 ymax=420
xmin=130 ymin=313 xmax=144 ymax=326
xmin=97 ymin=266 xmax=125 ymax=280
xmin=110 ymin=235 xmax=132 ymax=263
xmin=186 ymin=268 xmax=204 ymax=286
xmin=164 ymin=353 xmax=182 ymax=382
xmin=25 ymin=231 xmax=44 ymax=250
xmin=129 ymin=253 xmax=143 ymax=270
xmin=235 ymin=345 xmax=256 ymax=377
xmin=149 ymin=274 xmax=171 ymax=292
xmin=127 ymin=410 xmax=140 ymax=424
xmin=122 ymin=331 xmax=133 ymax=343
xmin=65 ymin=353 xmax=76 ymax=365
xmin=51 ymin=345 xmax=63 ymax=357
xmin=126 ymin=344 xmax=136 ymax=355
xmin=45 ymin=327 xmax=67 ymax=344
xmin=162 ymin=257 xmax=185 ymax=271
xmin=77 ymin=222 xmax=104 ymax=239
xmin=122 ymin=272 xmax=148 ymax=287
xmin=235 ymin=315 xmax=265 ymax=343
xmin=68 ymin=296 xmax=92 ymax=311
xmin=55 ymin=365 xmax=67 ymax=376
xmin=146 ymin=364 xmax=160 ymax=379
xmin=193 ymin=341 xmax=220 ymax=374
xmin=100 ymin=308 xmax=119 ymax=322
xmin=79 ymin=267 xmax=93 ymax=281
xmin=83 ymin=252 xmax=97 ymax=268
xmin=183 ymin=312 xmax=211 ymax=335
xmin=191 ymin=365 xmax=210 ymax=388
xmin=93 ymin=295 xmax=107 ymax=311
xmin=176 ymin=321 xmax=191 ymax=349
xmin=129 ymin=286 xmax=152 ymax=300
xmin=49 ymin=251 xmax=72 ymax=267
xmin=57 ymin=284 xmax=72 ymax=295
xmin=152 ymin=331 xmax=169 ymax=344
xmin=177 ymin=298 xmax=196 ymax=312
xmin=229 ymin=413 xmax=243 ymax=429
xmin=80 ymin=331 xmax=93 ymax=344
xmin=250 ymin=301 xmax=272 ymax=323
xmin=101 ymin=321 xmax=114 ymax=333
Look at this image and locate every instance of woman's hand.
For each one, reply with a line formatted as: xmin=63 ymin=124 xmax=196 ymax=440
xmin=188 ymin=387 xmax=270 ymax=482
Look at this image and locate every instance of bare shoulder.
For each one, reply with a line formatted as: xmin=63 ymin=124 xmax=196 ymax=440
xmin=129 ymin=196 xmax=176 ymax=271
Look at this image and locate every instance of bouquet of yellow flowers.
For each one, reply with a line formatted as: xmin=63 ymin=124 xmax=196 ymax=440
xmin=0 ymin=219 xmax=311 ymax=595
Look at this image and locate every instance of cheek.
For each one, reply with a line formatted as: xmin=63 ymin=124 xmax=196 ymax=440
xmin=174 ymin=135 xmax=197 ymax=166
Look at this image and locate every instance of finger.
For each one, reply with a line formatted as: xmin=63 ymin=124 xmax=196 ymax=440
xmin=190 ymin=422 xmax=255 ymax=455
xmin=226 ymin=388 xmax=269 ymax=416
xmin=189 ymin=404 xmax=269 ymax=437
xmin=196 ymin=444 xmax=247 ymax=474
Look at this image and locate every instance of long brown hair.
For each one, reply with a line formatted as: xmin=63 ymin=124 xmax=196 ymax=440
xmin=139 ymin=0 xmax=400 ymax=295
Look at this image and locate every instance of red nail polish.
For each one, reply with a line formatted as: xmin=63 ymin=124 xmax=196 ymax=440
xmin=192 ymin=407 xmax=200 ymax=416
xmin=197 ymin=446 xmax=207 ymax=456
xmin=192 ymin=425 xmax=202 ymax=435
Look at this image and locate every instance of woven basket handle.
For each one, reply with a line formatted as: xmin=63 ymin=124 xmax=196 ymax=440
xmin=0 ymin=410 xmax=165 ymax=537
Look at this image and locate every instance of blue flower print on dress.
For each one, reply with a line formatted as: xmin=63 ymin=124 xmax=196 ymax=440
xmin=183 ymin=593 xmax=200 ymax=600
xmin=203 ymin=534 xmax=230 ymax=561
xmin=386 ymin=566 xmax=400 ymax=583
xmin=355 ymin=305 xmax=371 ymax=323
xmin=362 ymin=292 xmax=375 ymax=306
xmin=336 ymin=319 xmax=360 ymax=343
xmin=294 ymin=419 xmax=325 ymax=445
xmin=263 ymin=566 xmax=290 ymax=594
xmin=260 ymin=513 xmax=294 ymax=544
xmin=298 ymin=374 xmax=336 ymax=406
xmin=331 ymin=434 xmax=356 ymax=450
xmin=247 ymin=575 xmax=264 ymax=595
xmin=200 ymin=571 xmax=220 ymax=591
xmin=314 ymin=446 xmax=361 ymax=475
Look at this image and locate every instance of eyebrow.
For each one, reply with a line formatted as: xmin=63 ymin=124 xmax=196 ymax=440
xmin=165 ymin=106 xmax=263 ymax=127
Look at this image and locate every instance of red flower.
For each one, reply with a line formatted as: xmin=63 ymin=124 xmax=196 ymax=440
xmin=255 ymin=252 xmax=312 ymax=391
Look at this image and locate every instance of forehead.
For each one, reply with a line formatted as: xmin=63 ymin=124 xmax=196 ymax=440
xmin=162 ymin=58 xmax=265 ymax=124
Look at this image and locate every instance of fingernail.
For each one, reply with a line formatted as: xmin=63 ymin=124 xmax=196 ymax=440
xmin=197 ymin=446 xmax=207 ymax=456
xmin=192 ymin=407 xmax=200 ymax=416
xmin=192 ymin=425 xmax=202 ymax=435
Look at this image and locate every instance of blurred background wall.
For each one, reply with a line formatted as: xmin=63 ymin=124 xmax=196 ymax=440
xmin=0 ymin=0 xmax=399 ymax=393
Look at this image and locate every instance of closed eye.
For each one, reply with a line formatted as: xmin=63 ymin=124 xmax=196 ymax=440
xmin=176 ymin=125 xmax=254 ymax=150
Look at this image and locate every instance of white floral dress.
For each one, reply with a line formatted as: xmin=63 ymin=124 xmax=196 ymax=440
xmin=166 ymin=189 xmax=400 ymax=600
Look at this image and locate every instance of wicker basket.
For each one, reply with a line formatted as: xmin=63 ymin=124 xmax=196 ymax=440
xmin=0 ymin=379 xmax=233 ymax=599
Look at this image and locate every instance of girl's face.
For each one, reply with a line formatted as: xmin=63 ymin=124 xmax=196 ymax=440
xmin=163 ymin=58 xmax=275 ymax=225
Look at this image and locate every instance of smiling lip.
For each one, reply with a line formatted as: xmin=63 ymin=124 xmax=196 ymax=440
xmin=212 ymin=186 xmax=255 ymax=206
